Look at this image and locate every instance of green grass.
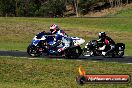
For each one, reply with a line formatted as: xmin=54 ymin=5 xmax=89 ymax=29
xmin=0 ymin=56 xmax=132 ymax=88
xmin=0 ymin=42 xmax=29 ymax=51
xmin=0 ymin=17 xmax=132 ymax=55
xmin=107 ymin=8 xmax=132 ymax=17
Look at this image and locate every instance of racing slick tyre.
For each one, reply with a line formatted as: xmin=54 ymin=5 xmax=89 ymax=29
xmin=27 ymin=45 xmax=42 ymax=57
xmin=82 ymin=48 xmax=94 ymax=56
xmin=65 ymin=46 xmax=82 ymax=59
xmin=117 ymin=50 xmax=124 ymax=57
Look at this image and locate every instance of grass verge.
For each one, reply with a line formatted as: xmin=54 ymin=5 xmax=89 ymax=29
xmin=0 ymin=56 xmax=132 ymax=88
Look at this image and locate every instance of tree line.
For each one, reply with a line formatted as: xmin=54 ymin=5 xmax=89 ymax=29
xmin=0 ymin=0 xmax=131 ymax=17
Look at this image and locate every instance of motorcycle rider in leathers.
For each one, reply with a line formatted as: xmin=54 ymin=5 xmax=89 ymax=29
xmin=49 ymin=24 xmax=70 ymax=53
xmin=97 ymin=32 xmax=115 ymax=56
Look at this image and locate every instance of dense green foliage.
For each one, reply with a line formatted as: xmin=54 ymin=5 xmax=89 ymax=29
xmin=0 ymin=0 xmax=67 ymax=17
xmin=0 ymin=0 xmax=132 ymax=17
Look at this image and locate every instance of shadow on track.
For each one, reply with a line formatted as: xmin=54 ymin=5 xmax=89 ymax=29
xmin=0 ymin=51 xmax=132 ymax=63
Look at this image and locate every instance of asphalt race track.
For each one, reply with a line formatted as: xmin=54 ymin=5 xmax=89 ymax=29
xmin=0 ymin=50 xmax=132 ymax=63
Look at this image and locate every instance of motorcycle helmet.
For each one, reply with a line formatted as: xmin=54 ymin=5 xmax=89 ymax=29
xmin=98 ymin=32 xmax=106 ymax=39
xmin=50 ymin=24 xmax=60 ymax=34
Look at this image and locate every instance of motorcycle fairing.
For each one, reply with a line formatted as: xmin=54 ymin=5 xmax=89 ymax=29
xmin=31 ymin=39 xmax=40 ymax=46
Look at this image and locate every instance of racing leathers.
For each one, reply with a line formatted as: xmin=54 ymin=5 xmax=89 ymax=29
xmin=97 ymin=36 xmax=115 ymax=56
xmin=50 ymin=30 xmax=70 ymax=53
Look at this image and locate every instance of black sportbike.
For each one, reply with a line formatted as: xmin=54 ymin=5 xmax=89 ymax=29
xmin=82 ymin=40 xmax=125 ymax=57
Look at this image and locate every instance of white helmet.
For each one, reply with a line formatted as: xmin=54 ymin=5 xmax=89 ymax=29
xmin=50 ymin=24 xmax=59 ymax=34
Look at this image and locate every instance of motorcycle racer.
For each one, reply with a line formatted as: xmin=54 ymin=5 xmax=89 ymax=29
xmin=97 ymin=32 xmax=115 ymax=56
xmin=49 ymin=24 xmax=70 ymax=53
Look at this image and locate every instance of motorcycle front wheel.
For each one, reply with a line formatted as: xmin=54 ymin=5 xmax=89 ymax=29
xmin=82 ymin=48 xmax=94 ymax=56
xmin=117 ymin=50 xmax=124 ymax=57
xmin=65 ymin=46 xmax=82 ymax=59
xmin=27 ymin=45 xmax=42 ymax=57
